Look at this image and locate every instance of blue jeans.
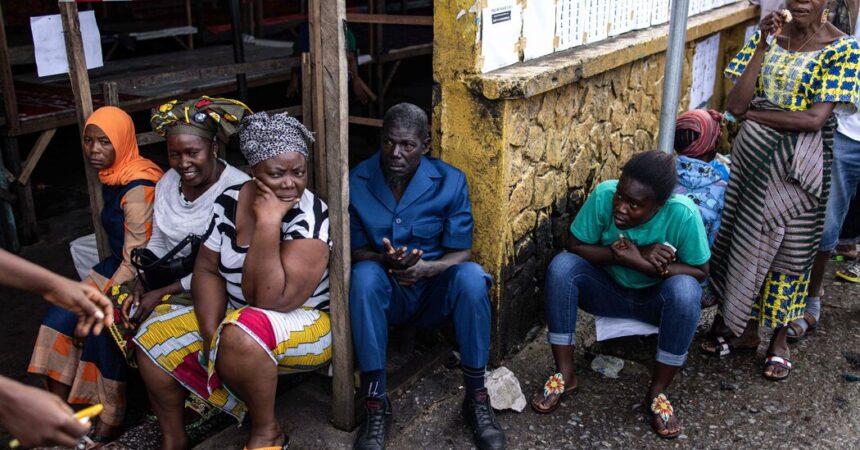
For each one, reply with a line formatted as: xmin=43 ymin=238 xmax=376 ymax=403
xmin=544 ymin=252 xmax=701 ymax=366
xmin=349 ymin=261 xmax=492 ymax=372
xmin=821 ymin=130 xmax=860 ymax=251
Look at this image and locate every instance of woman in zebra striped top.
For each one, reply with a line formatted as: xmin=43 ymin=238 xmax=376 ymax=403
xmin=135 ymin=112 xmax=330 ymax=450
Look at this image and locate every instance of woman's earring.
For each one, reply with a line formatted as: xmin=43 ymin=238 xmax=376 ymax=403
xmin=821 ymin=8 xmax=830 ymax=24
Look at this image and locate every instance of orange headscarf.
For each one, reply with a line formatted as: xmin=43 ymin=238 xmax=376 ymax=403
xmin=85 ymin=106 xmax=163 ymax=186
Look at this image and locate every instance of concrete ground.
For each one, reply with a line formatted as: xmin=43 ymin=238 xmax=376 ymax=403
xmin=1 ymin=211 xmax=859 ymax=448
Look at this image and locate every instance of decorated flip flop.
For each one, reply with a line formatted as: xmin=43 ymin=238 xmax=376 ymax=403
xmin=649 ymin=393 xmax=681 ymax=439
xmin=530 ymin=373 xmax=577 ymax=414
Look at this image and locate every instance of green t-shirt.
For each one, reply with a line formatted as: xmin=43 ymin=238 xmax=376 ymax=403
xmin=570 ymin=180 xmax=711 ymax=289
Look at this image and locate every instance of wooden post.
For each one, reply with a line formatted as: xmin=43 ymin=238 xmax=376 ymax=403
xmin=318 ymin=0 xmax=355 ymax=431
xmin=309 ymin=0 xmax=327 ymax=198
xmin=60 ymin=1 xmax=109 ymax=260
xmin=0 ymin=1 xmax=19 ymax=132
xmin=1 ymin=138 xmax=34 ymax=245
xmin=185 ymin=0 xmax=195 ymax=49
xmin=301 ymin=52 xmax=315 ymax=189
xmin=228 ymin=0 xmax=248 ymax=101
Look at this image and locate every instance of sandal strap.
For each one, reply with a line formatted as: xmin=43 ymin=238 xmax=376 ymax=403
xmin=650 ymin=393 xmax=675 ymax=423
xmin=716 ymin=336 xmax=730 ymax=357
xmin=542 ymin=373 xmax=565 ymax=397
xmin=765 ymin=355 xmax=792 ymax=369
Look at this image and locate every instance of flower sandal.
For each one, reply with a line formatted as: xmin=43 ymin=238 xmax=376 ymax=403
xmin=530 ymin=373 xmax=577 ymax=414
xmin=763 ymin=355 xmax=792 ymax=381
xmin=648 ymin=393 xmax=681 ymax=439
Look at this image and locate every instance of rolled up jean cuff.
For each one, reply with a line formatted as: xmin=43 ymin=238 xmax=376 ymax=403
xmin=656 ymin=349 xmax=687 ymax=367
xmin=548 ymin=332 xmax=576 ymax=346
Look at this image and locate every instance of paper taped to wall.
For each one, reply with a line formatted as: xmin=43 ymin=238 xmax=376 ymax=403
xmin=31 ymin=10 xmax=103 ymax=78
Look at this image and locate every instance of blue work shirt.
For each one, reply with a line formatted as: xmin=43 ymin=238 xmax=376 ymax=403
xmin=349 ymin=152 xmax=474 ymax=261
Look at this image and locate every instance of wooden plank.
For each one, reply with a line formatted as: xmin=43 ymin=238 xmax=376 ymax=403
xmin=375 ymin=43 xmax=433 ymax=64
xmin=0 ymin=2 xmax=19 ymax=131
xmin=348 ymin=116 xmax=384 ymax=127
xmin=17 ymin=128 xmax=56 ymax=185
xmin=136 ymin=131 xmax=164 ymax=147
xmin=185 ymin=0 xmax=195 ymax=49
xmin=319 ymin=0 xmax=355 ymax=431
xmin=112 ymin=58 xmax=299 ymax=91
xmin=345 ymin=13 xmax=433 ymax=26
xmin=60 ymin=2 xmax=109 ymax=261
xmin=381 ymin=60 xmax=401 ymax=99
xmin=309 ymin=0 xmax=327 ymax=198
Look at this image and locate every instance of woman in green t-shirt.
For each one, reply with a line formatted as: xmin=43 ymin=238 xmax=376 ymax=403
xmin=530 ymin=151 xmax=710 ymax=439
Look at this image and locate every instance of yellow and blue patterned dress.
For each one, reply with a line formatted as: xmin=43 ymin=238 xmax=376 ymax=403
xmin=713 ymin=31 xmax=860 ymax=331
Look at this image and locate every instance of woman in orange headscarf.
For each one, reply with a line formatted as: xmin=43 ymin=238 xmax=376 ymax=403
xmin=29 ymin=106 xmax=162 ymax=446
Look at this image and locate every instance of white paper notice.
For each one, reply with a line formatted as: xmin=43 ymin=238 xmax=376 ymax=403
xmin=523 ymin=0 xmax=555 ymax=60
xmin=481 ymin=0 xmax=522 ymax=73
xmin=689 ymin=33 xmax=720 ymax=109
xmin=31 ymin=11 xmax=103 ymax=78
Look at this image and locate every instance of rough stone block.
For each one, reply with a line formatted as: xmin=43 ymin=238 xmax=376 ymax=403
xmin=510 ymin=210 xmax=536 ymax=241
xmin=508 ymin=111 xmax=530 ymax=147
xmin=508 ymin=166 xmax=535 ymax=214
xmin=524 ymin=125 xmax=546 ymax=161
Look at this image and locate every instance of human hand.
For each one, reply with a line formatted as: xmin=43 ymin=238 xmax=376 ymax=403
xmin=0 ymin=381 xmax=89 ymax=448
xmin=43 ymin=277 xmax=113 ymax=341
xmin=127 ymin=290 xmax=166 ymax=330
xmin=640 ymin=243 xmax=676 ymax=277
xmin=758 ymin=10 xmax=788 ymax=45
xmin=390 ymin=259 xmax=435 ymax=285
xmin=381 ymin=238 xmax=423 ymax=270
xmin=610 ymin=235 xmax=644 ymax=267
xmin=253 ymin=179 xmax=298 ymax=225
xmin=120 ymin=281 xmax=145 ymax=328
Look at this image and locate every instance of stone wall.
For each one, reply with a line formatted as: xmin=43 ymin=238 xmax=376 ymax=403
xmin=433 ymin=1 xmax=756 ymax=357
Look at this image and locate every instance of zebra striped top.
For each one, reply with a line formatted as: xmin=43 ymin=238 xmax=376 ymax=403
xmin=202 ymin=182 xmax=331 ymax=311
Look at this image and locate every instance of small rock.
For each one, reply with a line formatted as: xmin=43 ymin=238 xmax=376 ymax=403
xmin=842 ymin=372 xmax=860 ymax=382
xmin=485 ymin=366 xmax=527 ymax=412
xmin=719 ymin=380 xmax=738 ymax=391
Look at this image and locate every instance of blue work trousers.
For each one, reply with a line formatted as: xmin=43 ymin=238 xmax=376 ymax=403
xmin=821 ymin=130 xmax=860 ymax=251
xmin=349 ymin=261 xmax=492 ymax=372
xmin=544 ymin=252 xmax=701 ymax=366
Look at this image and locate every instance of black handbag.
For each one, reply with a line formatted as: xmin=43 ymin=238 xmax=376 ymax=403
xmin=131 ymin=234 xmax=202 ymax=291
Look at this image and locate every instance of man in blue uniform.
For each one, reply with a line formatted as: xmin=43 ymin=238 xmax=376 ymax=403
xmin=349 ymin=103 xmax=505 ymax=450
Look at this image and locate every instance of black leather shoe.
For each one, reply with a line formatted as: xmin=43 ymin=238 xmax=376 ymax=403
xmin=462 ymin=388 xmax=506 ymax=450
xmin=353 ymin=397 xmax=392 ymax=450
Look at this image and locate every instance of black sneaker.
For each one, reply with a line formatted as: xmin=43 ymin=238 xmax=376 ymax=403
xmin=462 ymin=388 xmax=506 ymax=450
xmin=353 ymin=397 xmax=392 ymax=450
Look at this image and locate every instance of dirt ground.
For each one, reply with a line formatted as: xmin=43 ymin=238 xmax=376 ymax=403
xmin=1 ymin=212 xmax=859 ymax=449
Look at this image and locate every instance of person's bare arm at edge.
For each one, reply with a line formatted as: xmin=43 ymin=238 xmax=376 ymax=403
xmin=0 ymin=249 xmax=112 ymax=337
xmin=192 ymin=246 xmax=228 ymax=358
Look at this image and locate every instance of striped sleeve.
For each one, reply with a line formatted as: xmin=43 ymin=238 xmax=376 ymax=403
xmin=281 ymin=192 xmax=331 ymax=248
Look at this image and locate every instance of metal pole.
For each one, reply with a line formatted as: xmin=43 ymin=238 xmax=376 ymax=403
xmin=228 ymin=0 xmax=248 ymax=101
xmin=657 ymin=0 xmax=691 ymax=153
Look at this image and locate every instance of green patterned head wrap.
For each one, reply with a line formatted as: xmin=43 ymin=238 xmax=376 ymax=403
xmin=150 ymin=96 xmax=253 ymax=143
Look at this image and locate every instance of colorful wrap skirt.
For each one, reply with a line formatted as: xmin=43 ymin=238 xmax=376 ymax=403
xmin=134 ymin=305 xmax=332 ymax=420
xmin=29 ymin=306 xmax=129 ymax=426
xmin=28 ymin=281 xmax=192 ymax=426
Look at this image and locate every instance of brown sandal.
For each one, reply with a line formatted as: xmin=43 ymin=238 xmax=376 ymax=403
xmin=648 ymin=393 xmax=681 ymax=439
xmin=530 ymin=373 xmax=577 ymax=414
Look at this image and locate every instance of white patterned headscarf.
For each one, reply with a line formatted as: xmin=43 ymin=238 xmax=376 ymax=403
xmin=239 ymin=111 xmax=315 ymax=166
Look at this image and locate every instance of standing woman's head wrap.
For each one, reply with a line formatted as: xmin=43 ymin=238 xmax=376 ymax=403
xmin=239 ymin=111 xmax=315 ymax=166
xmin=150 ymin=96 xmax=252 ymax=144
xmin=674 ymin=109 xmax=724 ymax=158
xmin=85 ymin=106 xmax=163 ymax=186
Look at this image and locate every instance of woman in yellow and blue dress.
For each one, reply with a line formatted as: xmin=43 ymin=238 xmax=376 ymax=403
xmin=702 ymin=0 xmax=860 ymax=381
